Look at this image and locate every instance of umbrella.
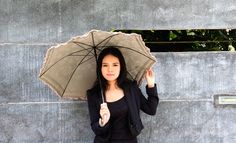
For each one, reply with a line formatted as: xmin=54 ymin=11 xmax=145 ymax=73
xmin=39 ymin=29 xmax=156 ymax=100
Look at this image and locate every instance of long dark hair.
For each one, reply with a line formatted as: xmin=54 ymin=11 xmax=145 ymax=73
xmin=95 ymin=47 xmax=129 ymax=91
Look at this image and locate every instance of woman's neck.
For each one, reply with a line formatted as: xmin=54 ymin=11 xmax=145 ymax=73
xmin=107 ymin=81 xmax=119 ymax=90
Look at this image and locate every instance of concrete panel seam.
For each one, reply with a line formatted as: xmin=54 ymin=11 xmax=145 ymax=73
xmin=0 ymin=101 xmax=83 ymax=105
xmin=160 ymin=99 xmax=212 ymax=102
xmin=0 ymin=43 xmax=55 ymax=46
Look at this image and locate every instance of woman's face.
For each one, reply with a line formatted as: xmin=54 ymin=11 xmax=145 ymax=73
xmin=101 ymin=54 xmax=121 ymax=84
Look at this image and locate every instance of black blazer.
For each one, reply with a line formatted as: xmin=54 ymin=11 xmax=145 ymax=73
xmin=87 ymin=81 xmax=159 ymax=143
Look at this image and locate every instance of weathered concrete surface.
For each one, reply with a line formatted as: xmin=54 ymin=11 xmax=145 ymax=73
xmin=0 ymin=102 xmax=93 ymax=143
xmin=1 ymin=45 xmax=236 ymax=142
xmin=1 ymin=0 xmax=236 ymax=143
xmin=0 ymin=44 xmax=57 ymax=103
xmin=1 ymin=100 xmax=235 ymax=143
xmin=143 ymin=101 xmax=236 ymax=143
xmin=1 ymin=0 xmax=236 ymax=44
xmin=153 ymin=52 xmax=236 ymax=99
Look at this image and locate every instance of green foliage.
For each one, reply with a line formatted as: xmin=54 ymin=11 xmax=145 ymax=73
xmin=113 ymin=29 xmax=236 ymax=52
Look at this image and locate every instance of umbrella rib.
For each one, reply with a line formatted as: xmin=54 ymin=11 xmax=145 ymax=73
xmin=39 ymin=48 xmax=94 ymax=77
xmin=95 ymin=33 xmax=119 ymax=47
xmin=73 ymin=32 xmax=118 ymax=54
xmin=91 ymin=31 xmax=95 ymax=47
xmin=98 ymin=45 xmax=156 ymax=61
xmin=71 ymin=32 xmax=119 ymax=49
xmin=88 ymin=33 xmax=120 ymax=58
xmin=73 ymin=41 xmax=103 ymax=55
xmin=90 ymin=31 xmax=116 ymax=47
xmin=69 ymin=54 xmax=95 ymax=64
xmin=61 ymin=48 xmax=95 ymax=96
xmin=127 ymin=71 xmax=135 ymax=80
xmin=72 ymin=41 xmax=96 ymax=56
xmin=72 ymin=41 xmax=93 ymax=49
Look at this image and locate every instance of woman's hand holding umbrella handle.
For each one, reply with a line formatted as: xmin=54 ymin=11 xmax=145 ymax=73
xmin=145 ymin=68 xmax=155 ymax=88
xmin=99 ymin=103 xmax=110 ymax=127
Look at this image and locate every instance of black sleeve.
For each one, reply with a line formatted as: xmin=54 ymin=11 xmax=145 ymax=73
xmin=87 ymin=90 xmax=111 ymax=136
xmin=134 ymin=82 xmax=159 ymax=115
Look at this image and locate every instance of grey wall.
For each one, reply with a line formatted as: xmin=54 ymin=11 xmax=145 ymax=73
xmin=0 ymin=0 xmax=236 ymax=143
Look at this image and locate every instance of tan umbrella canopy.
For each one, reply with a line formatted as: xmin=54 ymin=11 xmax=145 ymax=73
xmin=39 ymin=30 xmax=156 ymax=100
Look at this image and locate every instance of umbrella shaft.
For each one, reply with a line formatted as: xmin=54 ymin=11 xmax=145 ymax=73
xmin=93 ymin=47 xmax=105 ymax=103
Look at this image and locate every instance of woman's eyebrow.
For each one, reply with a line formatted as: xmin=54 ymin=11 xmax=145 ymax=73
xmin=102 ymin=62 xmax=119 ymax=64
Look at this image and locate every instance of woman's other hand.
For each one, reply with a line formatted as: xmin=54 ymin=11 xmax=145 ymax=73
xmin=99 ymin=103 xmax=110 ymax=127
xmin=145 ymin=68 xmax=155 ymax=88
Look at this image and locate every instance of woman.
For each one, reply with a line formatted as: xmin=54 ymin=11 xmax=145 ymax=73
xmin=87 ymin=47 xmax=159 ymax=143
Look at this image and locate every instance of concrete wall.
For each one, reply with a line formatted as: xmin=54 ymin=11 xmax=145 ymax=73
xmin=0 ymin=0 xmax=236 ymax=143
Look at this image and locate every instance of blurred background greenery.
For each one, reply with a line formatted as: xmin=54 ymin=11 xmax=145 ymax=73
xmin=113 ymin=29 xmax=236 ymax=52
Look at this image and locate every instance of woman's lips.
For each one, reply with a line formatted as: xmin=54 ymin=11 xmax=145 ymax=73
xmin=106 ymin=74 xmax=114 ymax=76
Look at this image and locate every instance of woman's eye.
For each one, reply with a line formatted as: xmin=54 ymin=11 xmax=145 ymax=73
xmin=102 ymin=65 xmax=108 ymax=67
